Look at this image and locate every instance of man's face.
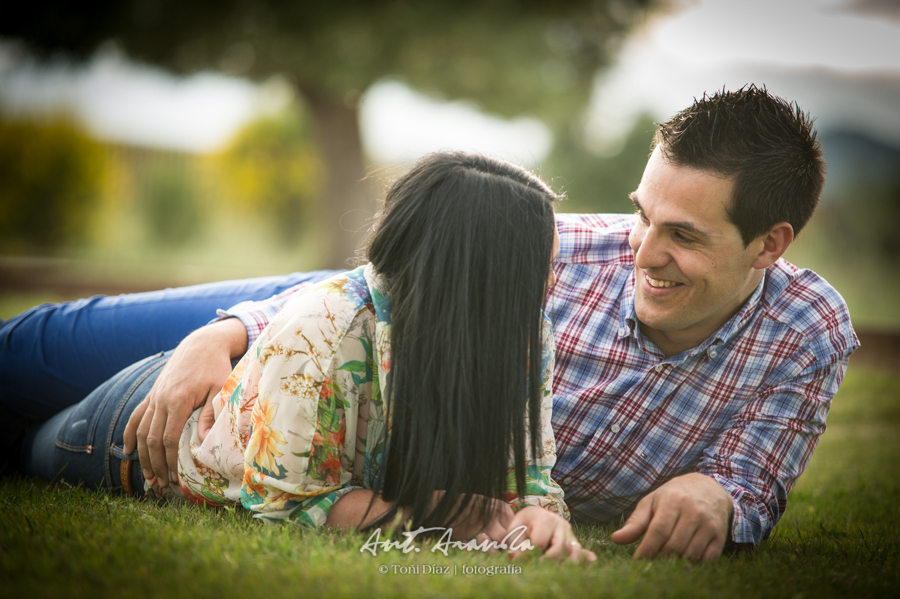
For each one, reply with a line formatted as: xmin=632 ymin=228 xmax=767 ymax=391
xmin=628 ymin=147 xmax=765 ymax=356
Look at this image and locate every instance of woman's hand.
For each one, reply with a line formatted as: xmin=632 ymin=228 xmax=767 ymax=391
xmin=326 ymin=490 xmax=514 ymax=544
xmin=448 ymin=496 xmax=514 ymax=545
xmin=506 ymin=506 xmax=597 ymax=563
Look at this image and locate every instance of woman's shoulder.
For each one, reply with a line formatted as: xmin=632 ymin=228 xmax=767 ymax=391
xmin=261 ymin=266 xmax=375 ymax=345
xmin=279 ymin=266 xmax=372 ymax=312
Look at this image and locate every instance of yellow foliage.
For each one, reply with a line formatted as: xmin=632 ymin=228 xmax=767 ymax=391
xmin=0 ymin=114 xmax=105 ymax=253
xmin=213 ymin=106 xmax=324 ymax=244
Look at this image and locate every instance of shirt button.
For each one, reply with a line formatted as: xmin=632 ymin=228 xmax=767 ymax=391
xmin=562 ymin=476 xmax=573 ymax=485
xmin=618 ymin=327 xmax=627 ymax=336
xmin=610 ymin=423 xmax=620 ymax=433
xmin=710 ymin=350 xmax=718 ymax=358
xmin=654 ymin=364 xmax=664 ymax=372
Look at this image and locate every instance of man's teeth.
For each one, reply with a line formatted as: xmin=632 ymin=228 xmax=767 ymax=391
xmin=647 ymin=276 xmax=681 ymax=288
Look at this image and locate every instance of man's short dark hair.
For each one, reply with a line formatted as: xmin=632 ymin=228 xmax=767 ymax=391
xmin=653 ymin=85 xmax=825 ymax=245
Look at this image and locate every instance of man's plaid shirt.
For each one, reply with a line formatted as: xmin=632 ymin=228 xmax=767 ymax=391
xmin=222 ymin=213 xmax=859 ymax=546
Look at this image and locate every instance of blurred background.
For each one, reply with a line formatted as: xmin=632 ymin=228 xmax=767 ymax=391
xmin=1 ymin=0 xmax=898 ymax=332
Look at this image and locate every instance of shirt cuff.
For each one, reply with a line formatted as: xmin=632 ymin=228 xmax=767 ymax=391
xmin=252 ymin=485 xmax=364 ymax=529
xmin=213 ymin=306 xmax=272 ymax=348
xmin=712 ymin=475 xmax=769 ymax=546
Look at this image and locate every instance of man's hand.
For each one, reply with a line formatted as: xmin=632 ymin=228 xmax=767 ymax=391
xmin=123 ymin=318 xmax=248 ymax=487
xmin=610 ymin=473 xmax=733 ymax=562
xmin=507 ymin=506 xmax=597 ymax=563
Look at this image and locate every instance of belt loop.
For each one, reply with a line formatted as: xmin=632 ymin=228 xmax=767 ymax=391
xmin=120 ymin=459 xmax=135 ymax=497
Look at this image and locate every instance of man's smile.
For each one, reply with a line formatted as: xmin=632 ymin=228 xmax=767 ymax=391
xmin=644 ymin=272 xmax=684 ymax=289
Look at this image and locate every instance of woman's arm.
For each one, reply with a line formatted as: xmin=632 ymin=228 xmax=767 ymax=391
xmin=326 ymin=490 xmax=515 ymax=542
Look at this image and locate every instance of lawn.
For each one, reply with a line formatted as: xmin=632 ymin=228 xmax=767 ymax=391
xmin=1 ymin=364 xmax=897 ymax=599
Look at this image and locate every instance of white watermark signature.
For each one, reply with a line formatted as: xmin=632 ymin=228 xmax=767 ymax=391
xmin=360 ymin=525 xmax=534 ymax=557
xmin=377 ymin=563 xmax=523 ymax=576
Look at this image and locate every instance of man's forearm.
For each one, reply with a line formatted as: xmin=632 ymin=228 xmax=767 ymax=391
xmin=203 ymin=317 xmax=250 ymax=360
xmin=123 ymin=315 xmax=250 ymax=484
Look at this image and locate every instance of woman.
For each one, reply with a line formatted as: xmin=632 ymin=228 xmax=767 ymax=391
xmin=18 ymin=152 xmax=593 ymax=561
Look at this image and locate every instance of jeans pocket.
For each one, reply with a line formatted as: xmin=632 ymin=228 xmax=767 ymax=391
xmin=54 ymin=353 xmax=166 ymax=456
xmin=53 ymin=385 xmax=117 ymax=455
xmin=110 ymin=444 xmax=139 ymax=461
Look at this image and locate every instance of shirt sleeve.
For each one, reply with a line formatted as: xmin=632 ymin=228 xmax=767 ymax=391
xmin=213 ymin=282 xmax=315 ymax=347
xmin=696 ymin=344 xmax=854 ymax=545
xmin=236 ymin=289 xmax=372 ymax=528
xmin=507 ymin=315 xmax=570 ymax=521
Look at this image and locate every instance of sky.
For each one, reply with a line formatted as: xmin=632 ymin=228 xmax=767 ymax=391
xmin=584 ymin=0 xmax=900 ymax=154
xmin=1 ymin=0 xmax=898 ymax=161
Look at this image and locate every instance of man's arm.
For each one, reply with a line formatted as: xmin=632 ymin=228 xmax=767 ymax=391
xmin=121 ymin=279 xmax=316 ymax=486
xmin=611 ymin=345 xmax=854 ymax=561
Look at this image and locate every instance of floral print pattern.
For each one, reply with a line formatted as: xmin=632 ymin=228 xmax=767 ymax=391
xmin=175 ymin=264 xmax=568 ymax=526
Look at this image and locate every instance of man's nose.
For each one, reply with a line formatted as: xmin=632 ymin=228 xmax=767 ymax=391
xmin=631 ymin=226 xmax=669 ymax=270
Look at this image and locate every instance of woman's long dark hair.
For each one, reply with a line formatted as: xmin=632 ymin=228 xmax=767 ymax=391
xmin=365 ymin=151 xmax=559 ymax=531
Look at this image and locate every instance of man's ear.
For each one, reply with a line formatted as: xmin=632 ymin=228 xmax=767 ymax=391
xmin=752 ymin=222 xmax=793 ymax=269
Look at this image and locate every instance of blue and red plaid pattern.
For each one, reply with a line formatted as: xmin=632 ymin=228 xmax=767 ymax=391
xmin=546 ymin=213 xmax=858 ymax=545
xmin=216 ymin=284 xmax=313 ymax=348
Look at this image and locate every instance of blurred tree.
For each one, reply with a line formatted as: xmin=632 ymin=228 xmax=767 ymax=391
xmin=215 ymin=104 xmax=324 ymax=245
xmin=1 ymin=0 xmax=655 ymax=266
xmin=545 ymin=113 xmax=657 ymax=214
xmin=817 ymin=130 xmax=900 ymax=261
xmin=0 ymin=114 xmax=104 ymax=253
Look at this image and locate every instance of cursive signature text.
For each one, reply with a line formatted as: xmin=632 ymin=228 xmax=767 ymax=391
xmin=360 ymin=525 xmax=535 ymax=556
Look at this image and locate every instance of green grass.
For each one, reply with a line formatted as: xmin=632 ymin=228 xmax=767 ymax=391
xmin=2 ymin=365 xmax=898 ymax=599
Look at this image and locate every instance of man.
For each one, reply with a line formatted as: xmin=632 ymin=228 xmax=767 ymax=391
xmin=0 ymin=86 xmax=858 ymax=561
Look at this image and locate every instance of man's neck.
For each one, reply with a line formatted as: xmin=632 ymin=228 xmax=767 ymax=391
xmin=642 ymin=328 xmax=701 ymax=359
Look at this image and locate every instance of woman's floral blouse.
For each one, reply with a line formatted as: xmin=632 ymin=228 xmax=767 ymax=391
xmin=175 ymin=264 xmax=568 ymax=527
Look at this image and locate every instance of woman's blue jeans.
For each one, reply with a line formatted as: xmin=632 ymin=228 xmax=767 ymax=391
xmin=1 ymin=270 xmax=337 ymax=421
xmin=18 ymin=351 xmax=171 ymax=495
xmin=1 ymin=269 xmax=337 ymax=478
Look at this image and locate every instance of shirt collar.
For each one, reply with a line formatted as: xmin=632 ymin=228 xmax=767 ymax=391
xmin=363 ymin=263 xmax=393 ymax=326
xmin=710 ymin=273 xmax=766 ymax=348
xmin=617 ymin=267 xmax=637 ymax=341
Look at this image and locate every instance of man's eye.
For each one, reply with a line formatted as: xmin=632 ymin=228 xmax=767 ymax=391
xmin=635 ymin=210 xmax=648 ymax=223
xmin=674 ymin=232 xmax=694 ymax=243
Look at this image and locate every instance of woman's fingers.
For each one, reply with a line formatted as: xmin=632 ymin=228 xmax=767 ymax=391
xmin=544 ymin=528 xmax=598 ymax=564
xmin=541 ymin=520 xmax=569 ymax=560
xmin=446 ymin=500 xmax=595 ymax=564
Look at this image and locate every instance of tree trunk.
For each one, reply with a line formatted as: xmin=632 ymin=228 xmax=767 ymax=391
xmin=301 ymin=87 xmax=378 ymax=269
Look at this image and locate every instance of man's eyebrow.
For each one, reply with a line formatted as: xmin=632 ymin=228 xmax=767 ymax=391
xmin=628 ymin=194 xmax=711 ymax=238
